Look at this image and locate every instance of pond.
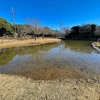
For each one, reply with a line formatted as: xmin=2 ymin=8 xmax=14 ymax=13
xmin=0 ymin=40 xmax=100 ymax=80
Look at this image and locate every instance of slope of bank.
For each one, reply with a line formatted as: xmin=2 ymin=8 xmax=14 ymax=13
xmin=0 ymin=74 xmax=100 ymax=100
xmin=0 ymin=38 xmax=61 ymax=48
xmin=92 ymin=42 xmax=100 ymax=52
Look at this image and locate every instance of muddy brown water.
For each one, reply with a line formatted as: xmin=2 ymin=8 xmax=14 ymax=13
xmin=0 ymin=40 xmax=100 ymax=80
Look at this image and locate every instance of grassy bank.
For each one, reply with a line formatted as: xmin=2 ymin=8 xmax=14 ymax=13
xmin=91 ymin=42 xmax=100 ymax=53
xmin=0 ymin=38 xmax=61 ymax=48
xmin=93 ymin=42 xmax=100 ymax=47
xmin=0 ymin=74 xmax=100 ymax=100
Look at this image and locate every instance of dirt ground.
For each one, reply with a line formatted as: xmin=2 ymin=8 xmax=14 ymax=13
xmin=0 ymin=74 xmax=100 ymax=100
xmin=0 ymin=38 xmax=61 ymax=48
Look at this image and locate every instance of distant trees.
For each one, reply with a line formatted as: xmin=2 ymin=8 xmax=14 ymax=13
xmin=0 ymin=17 xmax=60 ymax=40
xmin=70 ymin=26 xmax=80 ymax=38
xmin=16 ymin=24 xmax=27 ymax=33
xmin=65 ymin=24 xmax=98 ymax=39
xmin=38 ymin=27 xmax=59 ymax=38
xmin=2 ymin=16 xmax=100 ymax=40
xmin=32 ymin=19 xmax=40 ymax=40
xmin=0 ymin=18 xmax=14 ymax=36
xmin=95 ymin=26 xmax=100 ymax=37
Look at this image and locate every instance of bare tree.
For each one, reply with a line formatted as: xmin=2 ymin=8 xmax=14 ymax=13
xmin=32 ymin=18 xmax=40 ymax=40
xmin=38 ymin=26 xmax=45 ymax=38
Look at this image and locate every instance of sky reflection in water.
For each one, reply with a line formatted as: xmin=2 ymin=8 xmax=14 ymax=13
xmin=0 ymin=40 xmax=100 ymax=80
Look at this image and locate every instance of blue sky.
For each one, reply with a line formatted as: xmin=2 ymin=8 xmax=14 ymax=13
xmin=0 ymin=0 xmax=100 ymax=30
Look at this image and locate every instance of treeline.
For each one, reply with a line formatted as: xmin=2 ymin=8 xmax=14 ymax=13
xmin=0 ymin=17 xmax=60 ymax=40
xmin=0 ymin=18 xmax=14 ymax=36
xmin=65 ymin=24 xmax=100 ymax=39
xmin=1 ymin=17 xmax=100 ymax=40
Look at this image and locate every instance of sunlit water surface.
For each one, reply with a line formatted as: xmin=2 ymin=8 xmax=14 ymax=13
xmin=0 ymin=40 xmax=100 ymax=80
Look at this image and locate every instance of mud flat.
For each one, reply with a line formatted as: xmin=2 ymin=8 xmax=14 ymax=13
xmin=0 ymin=38 xmax=61 ymax=48
xmin=0 ymin=74 xmax=100 ymax=100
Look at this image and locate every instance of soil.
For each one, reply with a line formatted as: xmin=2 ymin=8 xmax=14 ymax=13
xmin=0 ymin=74 xmax=100 ymax=100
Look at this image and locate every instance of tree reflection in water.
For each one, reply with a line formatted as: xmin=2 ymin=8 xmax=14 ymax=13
xmin=0 ymin=41 xmax=100 ymax=80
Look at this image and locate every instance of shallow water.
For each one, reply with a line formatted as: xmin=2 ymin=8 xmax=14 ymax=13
xmin=0 ymin=40 xmax=100 ymax=80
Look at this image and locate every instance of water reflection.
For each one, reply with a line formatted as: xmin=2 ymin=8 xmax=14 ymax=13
xmin=64 ymin=40 xmax=98 ymax=53
xmin=0 ymin=40 xmax=100 ymax=80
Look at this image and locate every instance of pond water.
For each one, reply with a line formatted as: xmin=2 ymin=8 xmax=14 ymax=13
xmin=0 ymin=40 xmax=100 ymax=80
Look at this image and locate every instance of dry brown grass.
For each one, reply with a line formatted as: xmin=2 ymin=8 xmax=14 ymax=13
xmin=0 ymin=38 xmax=61 ymax=48
xmin=93 ymin=42 xmax=100 ymax=47
xmin=0 ymin=74 xmax=100 ymax=100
